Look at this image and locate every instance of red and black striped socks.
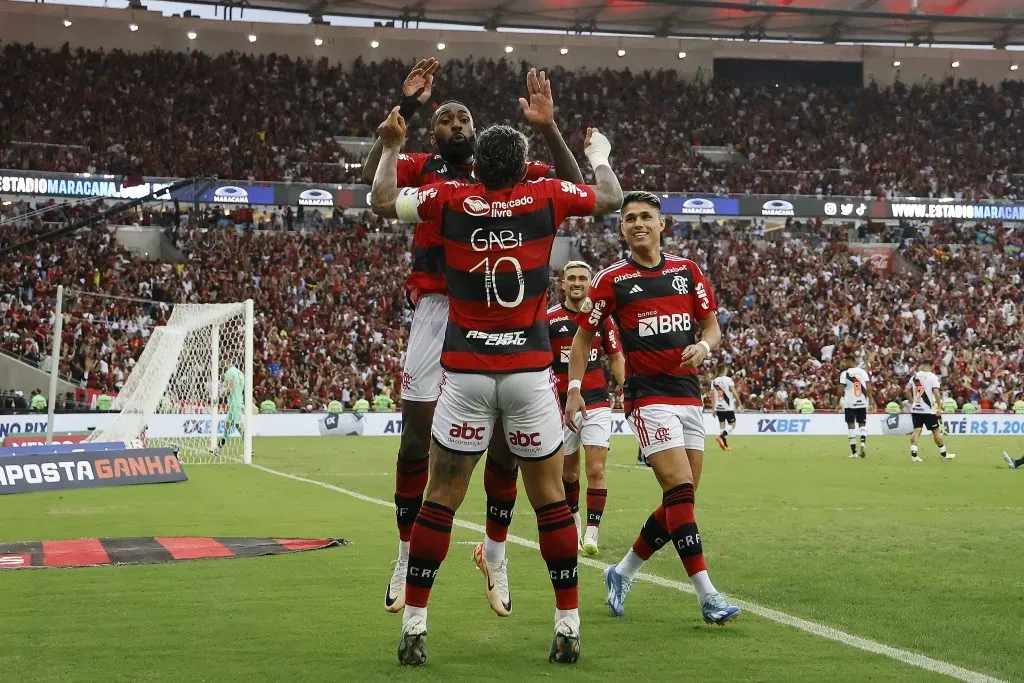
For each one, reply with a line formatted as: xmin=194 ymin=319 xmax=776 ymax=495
xmin=405 ymin=500 xmax=454 ymax=609
xmin=395 ymin=458 xmax=429 ymax=545
xmin=535 ymin=500 xmax=579 ymax=610
xmin=483 ymin=458 xmax=517 ymax=562
xmin=585 ymin=487 xmax=607 ymax=530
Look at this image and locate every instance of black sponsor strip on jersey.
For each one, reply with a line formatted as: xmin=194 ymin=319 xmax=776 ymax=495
xmin=443 ymin=320 xmax=551 ymax=356
xmin=618 ymin=324 xmax=696 ymax=354
xmin=442 ymin=202 xmax=555 ymax=244
xmin=627 ymin=374 xmax=703 ymax=401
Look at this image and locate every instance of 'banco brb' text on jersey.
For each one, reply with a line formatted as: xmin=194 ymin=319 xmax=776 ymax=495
xmin=397 ymin=153 xmax=552 ymax=306
xmin=395 ymin=178 xmax=596 ymax=374
xmin=548 ymin=303 xmax=621 ymax=407
xmin=579 ymin=253 xmax=717 ymax=413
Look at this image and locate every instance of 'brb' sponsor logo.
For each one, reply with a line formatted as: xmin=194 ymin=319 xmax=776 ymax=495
xmin=638 ymin=312 xmax=692 ymax=337
xmin=449 ymin=422 xmax=486 ymax=441
xmin=757 ymin=418 xmax=810 ymax=433
xmin=508 ymin=431 xmax=542 ymax=447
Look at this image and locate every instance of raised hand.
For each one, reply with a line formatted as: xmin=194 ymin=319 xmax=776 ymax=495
xmin=377 ymin=106 xmax=407 ymax=148
xmin=519 ymin=68 xmax=555 ymax=127
xmin=404 ymin=58 xmax=439 ymax=103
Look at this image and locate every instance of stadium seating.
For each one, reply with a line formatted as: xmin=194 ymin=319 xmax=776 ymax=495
xmin=2 ymin=43 xmax=1023 ymax=197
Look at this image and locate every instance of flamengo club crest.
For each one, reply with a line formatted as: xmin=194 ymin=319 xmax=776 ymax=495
xmin=672 ymin=275 xmax=689 ymax=294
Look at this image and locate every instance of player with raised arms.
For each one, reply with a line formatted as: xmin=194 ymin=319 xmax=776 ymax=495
xmin=372 ymin=87 xmax=622 ymax=663
xmin=362 ymin=59 xmax=585 ymax=616
xmin=565 ymin=191 xmax=740 ymax=625
xmin=907 ymin=359 xmax=955 ymax=462
xmin=838 ymin=353 xmax=872 ymax=458
xmin=547 ymin=261 xmax=625 ymax=556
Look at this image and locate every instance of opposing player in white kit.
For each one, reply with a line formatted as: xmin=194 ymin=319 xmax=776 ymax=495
xmin=711 ymin=370 xmax=738 ymax=451
xmin=547 ymin=261 xmax=625 ymax=557
xmin=373 ymin=99 xmax=622 ymax=663
xmin=838 ymin=354 xmax=872 ymax=459
xmin=906 ymin=360 xmax=955 ymax=463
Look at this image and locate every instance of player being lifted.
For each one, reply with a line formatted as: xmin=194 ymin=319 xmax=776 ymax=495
xmin=907 ymin=359 xmax=955 ymax=462
xmin=838 ymin=354 xmax=872 ymax=458
xmin=711 ymin=369 xmax=738 ymax=451
xmin=372 ymin=98 xmax=622 ymax=663
xmin=362 ymin=59 xmax=584 ymax=615
xmin=547 ymin=261 xmax=625 ymax=556
xmin=566 ymin=191 xmax=740 ymax=625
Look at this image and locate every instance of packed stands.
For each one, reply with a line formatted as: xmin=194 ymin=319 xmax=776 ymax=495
xmin=3 ymin=43 xmax=1023 ymax=197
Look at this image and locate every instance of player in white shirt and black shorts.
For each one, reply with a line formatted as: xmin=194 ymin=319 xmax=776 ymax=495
xmin=712 ymin=371 xmax=738 ymax=451
xmin=906 ymin=360 xmax=955 ymax=463
xmin=838 ymin=354 xmax=872 ymax=459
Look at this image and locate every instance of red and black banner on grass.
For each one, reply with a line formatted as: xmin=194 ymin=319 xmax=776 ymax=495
xmin=0 ymin=448 xmax=186 ymax=495
xmin=0 ymin=537 xmax=347 ymax=569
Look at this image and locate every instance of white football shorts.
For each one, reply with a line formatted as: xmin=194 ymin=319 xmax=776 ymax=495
xmin=629 ymin=403 xmax=705 ymax=461
xmin=563 ymin=406 xmax=612 ymax=454
xmin=432 ymin=369 xmax=564 ymax=460
xmin=401 ymin=293 xmax=447 ymax=402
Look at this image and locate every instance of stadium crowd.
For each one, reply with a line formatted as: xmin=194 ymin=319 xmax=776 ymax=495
xmin=578 ymin=219 xmax=1023 ymax=411
xmin=3 ymin=43 xmax=1023 ymax=198
xmin=3 ymin=189 xmax=1021 ymax=413
xmin=1 ymin=201 xmax=408 ymax=410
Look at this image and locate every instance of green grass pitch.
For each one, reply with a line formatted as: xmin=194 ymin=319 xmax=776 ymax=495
xmin=2 ymin=435 xmax=1022 ymax=682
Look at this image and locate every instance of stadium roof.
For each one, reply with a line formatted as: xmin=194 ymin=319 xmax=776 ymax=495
xmin=211 ymin=0 xmax=1024 ymax=46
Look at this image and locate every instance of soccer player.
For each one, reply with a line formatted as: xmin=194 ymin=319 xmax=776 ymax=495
xmin=907 ymin=360 xmax=955 ymax=462
xmin=547 ymin=260 xmax=625 ymax=557
xmin=362 ymin=60 xmax=584 ymax=615
xmin=1003 ymin=452 xmax=1024 ymax=469
xmin=372 ymin=106 xmax=622 ymax=664
xmin=565 ymin=191 xmax=740 ymax=625
xmin=711 ymin=369 xmax=738 ymax=451
xmin=838 ymin=354 xmax=871 ymax=459
xmin=219 ymin=360 xmax=245 ymax=450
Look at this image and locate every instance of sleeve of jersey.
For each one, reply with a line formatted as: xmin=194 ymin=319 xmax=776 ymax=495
xmin=395 ymin=182 xmax=445 ymax=224
xmin=549 ymin=180 xmax=597 ymax=224
xmin=601 ymin=317 xmax=622 ymax=354
xmin=577 ymin=276 xmax=614 ymax=333
xmin=525 ymin=160 xmax=554 ymax=180
xmin=692 ymin=265 xmax=718 ymax=319
xmin=396 ymin=153 xmax=428 ymax=188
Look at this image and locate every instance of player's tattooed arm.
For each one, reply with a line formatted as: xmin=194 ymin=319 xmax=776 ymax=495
xmin=565 ymin=325 xmax=598 ymax=432
xmin=582 ymin=128 xmax=623 ymax=214
xmin=608 ymin=351 xmax=626 ymax=389
xmin=362 ymin=58 xmax=438 ymax=183
xmin=370 ymin=106 xmax=407 ymax=218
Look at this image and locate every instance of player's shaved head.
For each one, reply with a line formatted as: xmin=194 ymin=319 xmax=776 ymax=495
xmin=431 ymin=100 xmax=475 ymax=164
xmin=474 ymin=125 xmax=528 ymax=189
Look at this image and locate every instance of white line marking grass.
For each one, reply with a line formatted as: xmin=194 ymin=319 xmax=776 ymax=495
xmin=250 ymin=463 xmax=1005 ymax=683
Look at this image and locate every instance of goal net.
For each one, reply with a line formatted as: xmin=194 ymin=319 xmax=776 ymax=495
xmin=84 ymin=300 xmax=254 ymax=464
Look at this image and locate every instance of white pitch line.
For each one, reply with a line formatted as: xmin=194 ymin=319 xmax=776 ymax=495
xmin=249 ymin=463 xmax=1004 ymax=683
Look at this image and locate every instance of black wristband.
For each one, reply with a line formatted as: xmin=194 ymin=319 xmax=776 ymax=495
xmin=398 ymin=88 xmax=425 ymax=119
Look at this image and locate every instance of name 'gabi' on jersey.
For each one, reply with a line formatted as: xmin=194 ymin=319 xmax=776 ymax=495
xmin=578 ymin=253 xmax=716 ymax=412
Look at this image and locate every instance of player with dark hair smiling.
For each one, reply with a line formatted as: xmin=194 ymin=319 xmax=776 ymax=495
xmin=566 ymin=191 xmax=740 ymax=625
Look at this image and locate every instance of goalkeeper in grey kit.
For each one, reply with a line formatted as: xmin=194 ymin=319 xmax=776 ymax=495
xmin=219 ymin=361 xmax=246 ymax=449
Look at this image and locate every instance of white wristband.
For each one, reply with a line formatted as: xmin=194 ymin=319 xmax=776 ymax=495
xmin=568 ymin=379 xmax=582 ymax=392
xmin=698 ymin=340 xmax=712 ymax=355
xmin=585 ymin=152 xmax=610 ymax=170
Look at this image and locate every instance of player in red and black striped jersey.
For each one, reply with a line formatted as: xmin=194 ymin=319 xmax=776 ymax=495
xmin=360 ymin=61 xmax=584 ymax=619
xmin=566 ymin=191 xmax=740 ymax=625
xmin=547 ymin=261 xmax=624 ymax=557
xmin=373 ymin=101 xmax=622 ymax=664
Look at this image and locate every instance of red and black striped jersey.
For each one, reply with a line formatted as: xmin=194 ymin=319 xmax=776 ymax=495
xmin=396 ymin=178 xmax=596 ymax=374
xmin=579 ymin=253 xmax=717 ymax=412
xmin=547 ymin=303 xmax=621 ymax=408
xmin=396 ymin=153 xmax=552 ymax=306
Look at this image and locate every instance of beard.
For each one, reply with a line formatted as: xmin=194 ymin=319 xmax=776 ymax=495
xmin=436 ymin=133 xmax=476 ymax=164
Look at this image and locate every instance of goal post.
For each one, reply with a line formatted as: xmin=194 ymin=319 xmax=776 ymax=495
xmin=83 ymin=300 xmax=255 ymax=464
